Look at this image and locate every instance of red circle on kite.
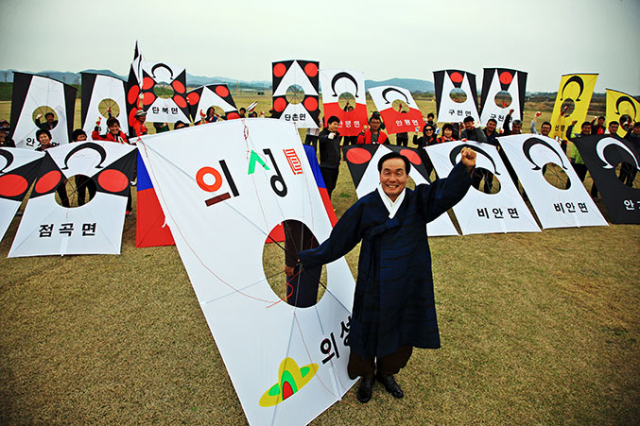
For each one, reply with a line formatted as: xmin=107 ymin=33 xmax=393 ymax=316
xmin=273 ymin=63 xmax=287 ymax=78
xmin=129 ymin=108 xmax=138 ymax=124
xmin=274 ymin=98 xmax=287 ymax=112
xmin=226 ymin=112 xmax=240 ymax=120
xmin=499 ymin=72 xmax=513 ymax=85
xmin=127 ymin=85 xmax=140 ymax=105
xmin=98 ymin=169 xmax=129 ymax=193
xmin=0 ymin=174 xmax=28 ymax=197
xmin=186 ymin=92 xmax=200 ymax=105
xmin=174 ymin=95 xmax=187 ymax=108
xmin=304 ymin=63 xmax=318 ymax=77
xmin=400 ymin=149 xmax=422 ymax=165
xmin=450 ymin=72 xmax=463 ymax=83
xmin=303 ymin=97 xmax=318 ymax=111
xmin=196 ymin=167 xmax=222 ymax=192
xmin=142 ymin=77 xmax=155 ymax=90
xmin=172 ymin=80 xmax=185 ymax=93
xmin=215 ymin=85 xmax=229 ymax=97
xmin=35 ymin=170 xmax=62 ymax=194
xmin=346 ymin=148 xmax=372 ymax=164
xmin=142 ymin=92 xmax=156 ymax=106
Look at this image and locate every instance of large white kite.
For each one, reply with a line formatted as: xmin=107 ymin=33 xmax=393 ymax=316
xmin=368 ymin=86 xmax=425 ymax=134
xmin=8 ymin=142 xmax=137 ymax=257
xmin=81 ymin=72 xmax=129 ymax=136
xmin=9 ymin=72 xmax=77 ymax=150
xmin=427 ymin=141 xmax=541 ymax=234
xmin=497 ymin=134 xmax=607 ymax=229
xmin=138 ymin=119 xmax=356 ymax=426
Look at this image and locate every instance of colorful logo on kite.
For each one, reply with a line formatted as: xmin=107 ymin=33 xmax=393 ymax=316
xmin=258 ymin=357 xmax=318 ymax=407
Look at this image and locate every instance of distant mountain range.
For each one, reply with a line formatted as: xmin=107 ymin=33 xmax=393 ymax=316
xmin=0 ymin=69 xmax=436 ymax=93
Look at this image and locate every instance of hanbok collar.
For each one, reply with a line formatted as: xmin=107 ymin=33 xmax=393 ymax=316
xmin=376 ymin=185 xmax=406 ymax=219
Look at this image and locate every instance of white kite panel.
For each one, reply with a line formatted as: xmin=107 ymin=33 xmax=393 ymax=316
xmin=12 ymin=75 xmax=71 ymax=150
xmin=137 ymin=119 xmax=356 ymax=426
xmin=8 ymin=142 xmax=136 ymax=257
xmin=427 ymin=141 xmax=541 ymax=234
xmin=83 ymin=74 xmax=129 ymax=135
xmin=497 ymin=134 xmax=608 ymax=229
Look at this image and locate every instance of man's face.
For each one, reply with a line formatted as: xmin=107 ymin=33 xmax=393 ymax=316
xmin=76 ymin=134 xmax=87 ymax=142
xmin=608 ymin=123 xmax=619 ymax=134
xmin=486 ymin=121 xmax=496 ymax=133
xmin=464 ymin=120 xmax=474 ymax=131
xmin=379 ymin=158 xmax=408 ymax=201
xmin=328 ymin=120 xmax=340 ymax=133
xmin=598 ymin=117 xmax=605 ymax=126
xmin=541 ymin=123 xmax=551 ymax=136
xmin=46 ymin=114 xmax=54 ymax=123
xmin=513 ymin=122 xmax=522 ymax=133
xmin=632 ymin=126 xmax=640 ymax=136
xmin=444 ymin=127 xmax=452 ymax=138
xmin=109 ymin=123 xmax=120 ymax=135
xmin=369 ymin=118 xmax=381 ymax=132
xmin=138 ymin=115 xmax=146 ymax=123
xmin=582 ymin=125 xmax=591 ymax=135
xmin=38 ymin=133 xmax=51 ymax=145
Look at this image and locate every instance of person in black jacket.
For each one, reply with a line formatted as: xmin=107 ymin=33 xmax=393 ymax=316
xmin=413 ymin=124 xmax=439 ymax=178
xmin=318 ymin=116 xmax=342 ymax=198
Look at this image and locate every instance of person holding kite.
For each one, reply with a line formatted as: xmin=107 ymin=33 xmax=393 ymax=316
xmin=299 ymin=148 xmax=477 ymax=403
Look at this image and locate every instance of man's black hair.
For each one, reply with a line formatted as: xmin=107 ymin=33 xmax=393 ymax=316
xmin=598 ymin=115 xmax=605 ymax=121
xmin=71 ymin=129 xmax=86 ymax=141
xmin=442 ymin=123 xmax=453 ymax=132
xmin=541 ymin=121 xmax=552 ymax=128
xmin=36 ymin=129 xmax=52 ymax=140
xmin=581 ymin=121 xmax=592 ymax=129
xmin=487 ymin=118 xmax=497 ymax=125
xmin=608 ymin=120 xmax=619 ymax=127
xmin=369 ymin=111 xmax=381 ymax=123
xmin=463 ymin=116 xmax=475 ymax=124
xmin=377 ymin=151 xmax=411 ymax=174
xmin=427 ymin=112 xmax=435 ymax=119
xmin=45 ymin=112 xmax=54 ymax=118
xmin=327 ymin=115 xmax=340 ymax=125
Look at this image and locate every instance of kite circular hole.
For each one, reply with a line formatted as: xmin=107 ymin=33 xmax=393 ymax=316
xmin=560 ymin=99 xmax=575 ymax=117
xmin=285 ymin=85 xmax=305 ymax=105
xmin=494 ymin=91 xmax=512 ymax=108
xmin=615 ymin=162 xmax=640 ymax=188
xmin=449 ymin=88 xmax=467 ymax=104
xmin=542 ymin=162 xmax=571 ymax=190
xmin=392 ymin=99 xmax=410 ymax=113
xmin=471 ymin=168 xmax=501 ymax=194
xmin=338 ymin=93 xmax=355 ymax=110
xmin=98 ymin=99 xmax=120 ymax=119
xmin=54 ymin=175 xmax=97 ymax=208
xmin=202 ymin=105 xmax=226 ymax=121
xmin=153 ymin=82 xmax=175 ymax=99
xmin=32 ymin=106 xmax=58 ymax=129
xmin=262 ymin=219 xmax=327 ymax=308
xmin=406 ymin=175 xmax=416 ymax=191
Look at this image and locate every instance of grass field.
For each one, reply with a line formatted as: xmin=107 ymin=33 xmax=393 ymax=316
xmin=1 ymin=96 xmax=639 ymax=425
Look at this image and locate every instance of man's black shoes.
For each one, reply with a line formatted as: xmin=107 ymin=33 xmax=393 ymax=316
xmin=357 ymin=377 xmax=374 ymax=403
xmin=376 ymin=374 xmax=404 ymax=399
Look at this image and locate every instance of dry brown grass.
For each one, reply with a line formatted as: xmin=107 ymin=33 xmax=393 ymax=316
xmin=1 ymin=96 xmax=639 ymax=425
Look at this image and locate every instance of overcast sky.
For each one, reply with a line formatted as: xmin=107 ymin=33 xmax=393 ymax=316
xmin=1 ymin=0 xmax=638 ymax=93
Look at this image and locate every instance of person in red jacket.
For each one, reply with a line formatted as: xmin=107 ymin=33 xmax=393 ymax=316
xmin=91 ymin=117 xmax=134 ymax=214
xmin=92 ymin=117 xmax=129 ymax=144
xmin=130 ymin=110 xmax=148 ymax=139
xmin=357 ymin=112 xmax=389 ymax=145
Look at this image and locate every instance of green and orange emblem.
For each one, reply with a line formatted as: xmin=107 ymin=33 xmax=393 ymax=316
xmin=258 ymin=357 xmax=319 ymax=407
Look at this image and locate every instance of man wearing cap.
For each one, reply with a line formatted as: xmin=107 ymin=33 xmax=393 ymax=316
xmin=357 ymin=112 xmax=389 ymax=145
xmin=131 ymin=110 xmax=148 ymax=139
xmin=299 ymin=148 xmax=476 ymax=404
